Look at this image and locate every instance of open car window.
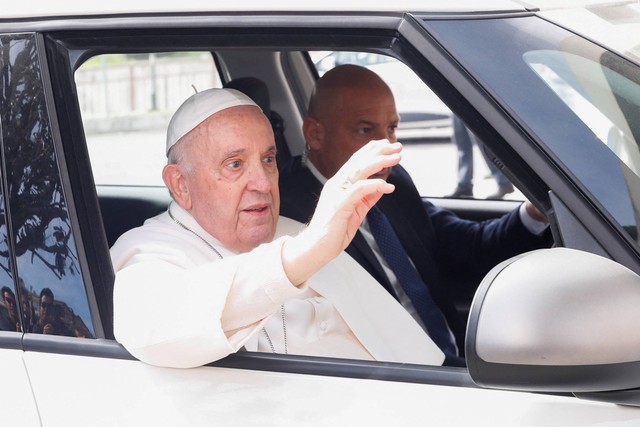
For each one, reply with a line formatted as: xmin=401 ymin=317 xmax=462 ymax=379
xmin=309 ymin=50 xmax=525 ymax=200
xmin=76 ymin=52 xmax=221 ymax=187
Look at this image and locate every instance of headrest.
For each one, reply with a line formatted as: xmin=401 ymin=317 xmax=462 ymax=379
xmin=224 ymin=77 xmax=271 ymax=116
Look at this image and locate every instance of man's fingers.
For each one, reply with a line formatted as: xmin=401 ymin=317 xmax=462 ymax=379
xmin=350 ymin=140 xmax=402 ymax=180
xmin=334 ymin=140 xmax=402 ymax=185
xmin=340 ymin=179 xmax=395 ymax=211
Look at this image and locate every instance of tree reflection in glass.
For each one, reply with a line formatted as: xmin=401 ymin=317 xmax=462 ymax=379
xmin=0 ymin=34 xmax=94 ymax=338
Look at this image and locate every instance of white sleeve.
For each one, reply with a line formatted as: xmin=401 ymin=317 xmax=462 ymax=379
xmin=519 ymin=202 xmax=548 ymax=236
xmin=112 ymin=236 xmax=304 ymax=368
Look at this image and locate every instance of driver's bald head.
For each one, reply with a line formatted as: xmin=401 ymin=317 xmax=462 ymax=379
xmin=308 ymin=64 xmax=393 ymax=120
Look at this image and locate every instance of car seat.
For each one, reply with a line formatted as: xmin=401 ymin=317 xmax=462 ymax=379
xmin=224 ymin=77 xmax=291 ymax=170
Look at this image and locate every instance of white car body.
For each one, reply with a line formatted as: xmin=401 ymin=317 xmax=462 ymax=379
xmin=2 ymin=1 xmax=640 ymax=425
xmin=21 ymin=349 xmax=640 ymax=426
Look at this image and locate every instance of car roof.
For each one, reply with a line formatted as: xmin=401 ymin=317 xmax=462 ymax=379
xmin=0 ymin=1 xmax=519 ymax=19
xmin=4 ymin=0 xmax=637 ymax=70
xmin=3 ymin=0 xmax=633 ymax=20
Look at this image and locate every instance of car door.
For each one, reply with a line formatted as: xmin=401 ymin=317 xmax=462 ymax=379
xmin=0 ymin=345 xmax=39 ymax=425
xmin=2 ymin=7 xmax=636 ymax=425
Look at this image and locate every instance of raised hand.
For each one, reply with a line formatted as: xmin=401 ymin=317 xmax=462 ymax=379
xmin=282 ymin=139 xmax=402 ymax=285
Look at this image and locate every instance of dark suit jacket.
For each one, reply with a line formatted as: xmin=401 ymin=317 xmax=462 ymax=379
xmin=279 ymin=156 xmax=550 ymax=353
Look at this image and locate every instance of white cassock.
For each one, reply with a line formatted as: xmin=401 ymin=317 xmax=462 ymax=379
xmin=111 ymin=202 xmax=444 ymax=368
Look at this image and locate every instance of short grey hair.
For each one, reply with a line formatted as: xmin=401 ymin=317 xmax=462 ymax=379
xmin=166 ymin=137 xmax=194 ymax=175
xmin=165 ymin=136 xmax=195 ymax=201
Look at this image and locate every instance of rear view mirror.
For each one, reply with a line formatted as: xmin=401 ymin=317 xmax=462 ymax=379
xmin=466 ymin=247 xmax=640 ymax=406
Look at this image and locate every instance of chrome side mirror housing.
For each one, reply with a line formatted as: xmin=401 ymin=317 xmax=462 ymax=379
xmin=465 ymin=248 xmax=640 ymax=406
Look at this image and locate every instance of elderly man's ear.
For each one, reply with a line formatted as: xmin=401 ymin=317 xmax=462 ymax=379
xmin=302 ymin=117 xmax=325 ymax=150
xmin=163 ymin=164 xmax=192 ymax=210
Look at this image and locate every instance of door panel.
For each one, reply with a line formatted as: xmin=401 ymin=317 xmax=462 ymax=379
xmin=0 ymin=347 xmax=40 ymax=426
xmin=23 ymin=349 xmax=639 ymax=426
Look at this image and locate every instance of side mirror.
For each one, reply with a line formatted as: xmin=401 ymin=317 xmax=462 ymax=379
xmin=465 ymin=247 xmax=640 ymax=406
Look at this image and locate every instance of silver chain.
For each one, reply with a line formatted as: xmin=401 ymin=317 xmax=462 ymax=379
xmin=168 ymin=207 xmax=287 ymax=354
xmin=262 ymin=304 xmax=288 ymax=354
xmin=168 ymin=208 xmax=223 ymax=260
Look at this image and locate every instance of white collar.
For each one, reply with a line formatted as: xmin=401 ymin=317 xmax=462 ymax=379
xmin=165 ymin=202 xmax=239 ymax=258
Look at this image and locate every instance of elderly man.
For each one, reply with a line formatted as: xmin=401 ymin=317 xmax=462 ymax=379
xmin=111 ymin=88 xmax=444 ymax=368
xmin=279 ymin=64 xmax=551 ymax=366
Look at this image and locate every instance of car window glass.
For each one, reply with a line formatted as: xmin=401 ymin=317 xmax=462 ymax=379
xmin=0 ymin=33 xmax=94 ymax=337
xmin=310 ymin=50 xmax=524 ymax=200
xmin=0 ymin=192 xmax=19 ymax=332
xmin=424 ymin=16 xmax=640 ymax=245
xmin=525 ymin=50 xmax=640 ymax=176
xmin=76 ymin=52 xmax=222 ymax=186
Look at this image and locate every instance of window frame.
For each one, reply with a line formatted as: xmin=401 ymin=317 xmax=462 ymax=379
xmin=41 ymin=16 xmax=485 ymax=387
xmin=44 ymin=18 xmax=411 ymax=347
xmin=0 ymin=32 xmax=100 ymax=339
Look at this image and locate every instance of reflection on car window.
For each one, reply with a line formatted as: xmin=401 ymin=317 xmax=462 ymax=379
xmin=425 ymin=16 xmax=640 ymax=243
xmin=0 ymin=33 xmax=94 ymax=337
xmin=0 ymin=285 xmax=20 ymax=332
xmin=76 ymin=52 xmax=221 ymax=186
xmin=309 ymin=50 xmax=524 ymax=199
xmin=526 ymin=50 xmax=640 ymax=176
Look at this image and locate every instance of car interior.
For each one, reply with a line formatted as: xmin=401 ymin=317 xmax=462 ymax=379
xmin=75 ymin=47 xmax=535 ymax=346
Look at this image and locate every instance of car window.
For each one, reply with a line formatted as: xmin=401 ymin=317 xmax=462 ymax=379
xmin=76 ymin=52 xmax=222 ymax=187
xmin=309 ymin=50 xmax=524 ymax=200
xmin=424 ymin=16 xmax=640 ymax=246
xmin=525 ymin=50 xmax=640 ymax=176
xmin=0 ymin=33 xmax=95 ymax=337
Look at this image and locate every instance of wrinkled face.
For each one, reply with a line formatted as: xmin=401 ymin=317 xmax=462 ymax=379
xmin=178 ymin=106 xmax=279 ymax=253
xmin=311 ymin=84 xmax=399 ymax=180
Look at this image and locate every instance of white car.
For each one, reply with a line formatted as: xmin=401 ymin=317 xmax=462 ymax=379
xmin=2 ymin=1 xmax=640 ymax=425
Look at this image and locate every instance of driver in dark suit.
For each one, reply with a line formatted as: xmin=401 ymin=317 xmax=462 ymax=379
xmin=279 ymin=64 xmax=551 ymax=366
